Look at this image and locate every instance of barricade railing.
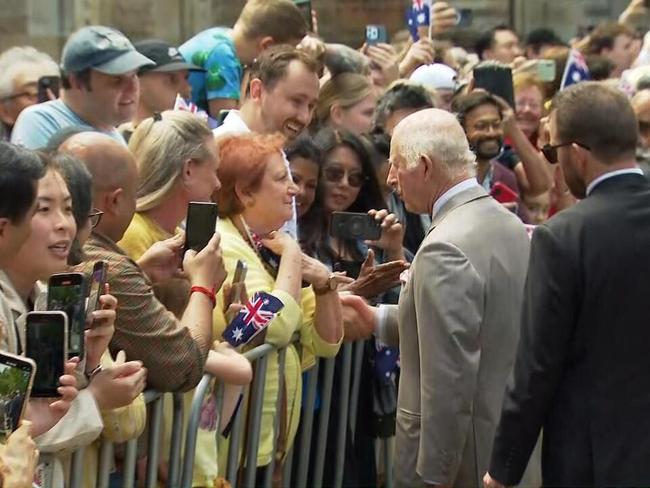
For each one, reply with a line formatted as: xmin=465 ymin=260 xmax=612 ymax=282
xmin=40 ymin=337 xmax=395 ymax=488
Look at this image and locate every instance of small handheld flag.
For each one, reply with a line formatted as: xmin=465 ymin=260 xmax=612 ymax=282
xmin=223 ymin=291 xmax=284 ymax=347
xmin=407 ymin=0 xmax=430 ymax=41
xmin=173 ymin=94 xmax=209 ymax=123
xmin=560 ymin=49 xmax=591 ymax=90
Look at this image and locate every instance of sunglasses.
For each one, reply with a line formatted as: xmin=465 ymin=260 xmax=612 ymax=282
xmin=323 ymin=167 xmax=368 ymax=188
xmin=541 ymin=141 xmax=590 ymax=164
xmin=89 ymin=209 xmax=103 ymax=229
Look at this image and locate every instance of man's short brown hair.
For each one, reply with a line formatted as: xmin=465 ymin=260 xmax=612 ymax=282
xmin=237 ymin=0 xmax=307 ymax=44
xmin=552 ymin=81 xmax=637 ymax=162
xmin=585 ymin=22 xmax=634 ymax=55
xmin=245 ymin=45 xmax=318 ymax=96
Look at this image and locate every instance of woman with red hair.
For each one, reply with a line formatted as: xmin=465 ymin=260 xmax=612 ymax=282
xmin=213 ymin=132 xmax=344 ymax=481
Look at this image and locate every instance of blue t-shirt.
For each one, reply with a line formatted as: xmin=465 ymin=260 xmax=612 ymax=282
xmin=179 ymin=27 xmax=243 ymax=112
xmin=10 ymin=99 xmax=125 ymax=150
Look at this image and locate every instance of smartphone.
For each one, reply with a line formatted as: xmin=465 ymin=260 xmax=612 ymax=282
xmin=184 ymin=202 xmax=218 ymax=255
xmin=456 ymin=8 xmax=473 ymax=28
xmin=231 ymin=260 xmax=248 ymax=304
xmin=85 ymin=261 xmax=108 ymax=327
xmin=491 ymin=182 xmax=519 ymax=204
xmin=37 ymin=76 xmax=60 ymax=103
xmin=536 ymin=59 xmax=556 ymax=82
xmin=217 ymin=109 xmax=230 ymax=126
xmin=0 ymin=352 xmax=35 ymax=442
xmin=366 ymin=25 xmax=388 ymax=45
xmin=473 ymin=63 xmax=516 ymax=108
xmin=47 ymin=272 xmax=89 ymax=359
xmin=25 ymin=311 xmax=68 ymax=398
xmin=294 ymin=0 xmax=313 ymax=32
xmin=330 ymin=212 xmax=382 ymax=241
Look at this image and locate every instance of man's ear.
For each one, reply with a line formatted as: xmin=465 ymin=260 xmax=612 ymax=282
xmin=249 ymin=78 xmax=264 ymax=102
xmin=102 ymin=189 xmax=123 ymax=216
xmin=257 ymin=36 xmax=275 ymax=53
xmin=420 ymin=154 xmax=435 ymax=180
xmin=0 ymin=217 xmax=9 ymax=240
xmin=572 ymin=143 xmax=590 ymax=174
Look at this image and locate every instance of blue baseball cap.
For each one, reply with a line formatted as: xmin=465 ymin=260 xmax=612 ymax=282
xmin=61 ymin=26 xmax=155 ymax=75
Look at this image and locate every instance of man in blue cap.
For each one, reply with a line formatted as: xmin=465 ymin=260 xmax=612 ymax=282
xmin=11 ymin=26 xmax=154 ymax=149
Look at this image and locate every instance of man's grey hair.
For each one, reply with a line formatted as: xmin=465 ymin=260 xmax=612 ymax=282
xmin=0 ymin=46 xmax=59 ymax=99
xmin=392 ymin=108 xmax=476 ymax=175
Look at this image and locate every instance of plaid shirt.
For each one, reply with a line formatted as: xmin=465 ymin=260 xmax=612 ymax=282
xmin=74 ymin=231 xmax=209 ymax=392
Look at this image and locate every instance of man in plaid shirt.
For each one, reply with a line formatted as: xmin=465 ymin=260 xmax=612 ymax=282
xmin=64 ymin=132 xmax=226 ymax=392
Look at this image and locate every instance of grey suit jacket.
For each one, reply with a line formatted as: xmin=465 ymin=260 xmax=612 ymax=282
xmin=380 ymin=185 xmax=540 ymax=487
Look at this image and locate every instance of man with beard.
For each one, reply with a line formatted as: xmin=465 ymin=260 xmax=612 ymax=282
xmin=454 ymin=91 xmax=520 ymax=199
xmin=485 ymin=81 xmax=650 ymax=488
xmin=213 ymin=45 xmax=320 ymax=237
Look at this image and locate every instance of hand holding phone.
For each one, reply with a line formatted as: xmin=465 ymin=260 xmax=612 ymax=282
xmin=47 ymin=272 xmax=90 ymax=359
xmin=184 ymin=202 xmax=218 ymax=255
xmin=330 ymin=212 xmax=382 ymax=241
xmin=0 ymin=353 xmax=35 ymax=442
xmin=25 ymin=311 xmax=68 ymax=397
xmin=183 ymin=232 xmax=227 ymax=291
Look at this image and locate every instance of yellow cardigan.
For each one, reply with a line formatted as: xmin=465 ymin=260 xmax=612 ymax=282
xmin=215 ymin=217 xmax=341 ymax=470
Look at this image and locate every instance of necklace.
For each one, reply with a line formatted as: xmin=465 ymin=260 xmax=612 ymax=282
xmin=236 ymin=215 xmax=280 ymax=277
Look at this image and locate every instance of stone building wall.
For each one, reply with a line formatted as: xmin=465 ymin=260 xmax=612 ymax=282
xmin=0 ymin=0 xmax=640 ymax=60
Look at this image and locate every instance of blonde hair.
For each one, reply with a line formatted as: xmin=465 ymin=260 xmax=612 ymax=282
xmin=513 ymin=72 xmax=545 ymax=95
xmin=315 ymin=73 xmax=373 ymax=127
xmin=237 ymin=0 xmax=306 ymax=43
xmin=129 ymin=111 xmax=213 ymax=212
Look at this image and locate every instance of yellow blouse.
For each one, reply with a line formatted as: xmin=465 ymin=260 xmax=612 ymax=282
xmin=118 ymin=212 xmax=171 ymax=260
xmin=214 ymin=217 xmax=341 ymax=470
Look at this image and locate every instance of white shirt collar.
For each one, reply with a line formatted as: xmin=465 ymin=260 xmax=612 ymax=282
xmin=585 ymin=168 xmax=644 ymax=196
xmin=212 ymin=110 xmax=250 ymax=137
xmin=431 ymin=178 xmax=481 ymax=220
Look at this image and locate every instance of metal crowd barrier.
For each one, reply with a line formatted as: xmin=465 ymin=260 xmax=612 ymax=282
xmin=40 ymin=338 xmax=395 ymax=488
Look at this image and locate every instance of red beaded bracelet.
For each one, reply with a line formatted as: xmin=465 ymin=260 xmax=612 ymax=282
xmin=190 ymin=285 xmax=216 ymax=308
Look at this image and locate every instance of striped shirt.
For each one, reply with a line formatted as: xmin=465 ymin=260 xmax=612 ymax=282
xmin=74 ymin=231 xmax=209 ymax=392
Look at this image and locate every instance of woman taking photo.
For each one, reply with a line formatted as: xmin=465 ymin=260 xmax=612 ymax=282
xmin=119 ymin=110 xmax=252 ymax=487
xmin=213 ymin=132 xmax=343 ymax=483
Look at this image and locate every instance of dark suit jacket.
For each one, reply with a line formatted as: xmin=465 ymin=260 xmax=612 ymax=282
xmin=489 ymin=173 xmax=650 ymax=486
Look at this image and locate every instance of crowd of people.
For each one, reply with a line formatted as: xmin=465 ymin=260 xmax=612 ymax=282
xmin=2 ymin=0 xmax=650 ymax=486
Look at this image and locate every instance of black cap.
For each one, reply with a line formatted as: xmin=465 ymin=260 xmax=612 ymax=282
xmin=134 ymin=39 xmax=204 ymax=74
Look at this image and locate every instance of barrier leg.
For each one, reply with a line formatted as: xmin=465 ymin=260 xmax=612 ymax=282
xmin=242 ymin=354 xmax=270 ymax=487
xmin=384 ymin=436 xmax=394 ymax=488
xmin=348 ymin=340 xmax=364 ymax=437
xmin=263 ymin=347 xmax=286 ymax=488
xmin=225 ymin=385 xmax=246 ymax=484
xmin=145 ymin=394 xmax=164 ymax=488
xmin=122 ymin=438 xmax=138 ymax=488
xmin=294 ymin=361 xmax=319 ymax=488
xmin=333 ymin=343 xmax=353 ymax=488
xmin=180 ymin=375 xmax=212 ymax=488
xmin=97 ymin=439 xmax=114 ymax=488
xmin=167 ymin=392 xmax=185 ymax=488
xmin=69 ymin=447 xmax=85 ymax=487
xmin=311 ymin=356 xmax=335 ymax=488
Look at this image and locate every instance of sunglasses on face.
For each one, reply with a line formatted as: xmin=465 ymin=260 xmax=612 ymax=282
xmin=541 ymin=141 xmax=591 ymax=164
xmin=323 ymin=167 xmax=368 ymax=188
xmin=89 ymin=209 xmax=103 ymax=229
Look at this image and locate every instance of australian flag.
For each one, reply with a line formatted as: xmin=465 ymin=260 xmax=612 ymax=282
xmin=223 ymin=291 xmax=284 ymax=347
xmin=406 ymin=0 xmax=430 ymax=41
xmin=560 ymin=49 xmax=591 ymax=90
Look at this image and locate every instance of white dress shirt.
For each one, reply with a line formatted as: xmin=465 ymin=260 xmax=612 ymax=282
xmin=585 ymin=168 xmax=644 ymax=196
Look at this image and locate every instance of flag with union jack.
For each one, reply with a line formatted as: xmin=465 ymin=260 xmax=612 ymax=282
xmin=173 ymin=94 xmax=209 ymax=123
xmin=560 ymin=49 xmax=591 ymax=91
xmin=406 ymin=0 xmax=431 ymax=41
xmin=223 ymin=291 xmax=284 ymax=347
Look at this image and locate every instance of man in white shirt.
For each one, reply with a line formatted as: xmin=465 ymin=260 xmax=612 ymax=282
xmin=213 ymin=45 xmax=320 ymax=238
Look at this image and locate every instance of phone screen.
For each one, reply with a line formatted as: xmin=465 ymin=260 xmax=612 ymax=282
xmin=184 ymin=202 xmax=218 ymax=254
xmin=47 ymin=278 xmax=87 ymax=358
xmin=86 ymin=262 xmax=107 ymax=326
xmin=366 ymin=25 xmax=388 ymax=45
xmin=330 ymin=212 xmax=382 ymax=241
xmin=25 ymin=313 xmax=66 ymax=398
xmin=0 ymin=354 xmax=33 ymax=442
xmin=37 ymin=76 xmax=60 ymax=103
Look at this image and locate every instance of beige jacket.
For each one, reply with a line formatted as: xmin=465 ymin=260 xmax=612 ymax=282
xmin=379 ymin=186 xmax=541 ymax=488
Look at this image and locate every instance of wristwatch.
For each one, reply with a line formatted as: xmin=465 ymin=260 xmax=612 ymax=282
xmin=313 ymin=273 xmax=338 ymax=295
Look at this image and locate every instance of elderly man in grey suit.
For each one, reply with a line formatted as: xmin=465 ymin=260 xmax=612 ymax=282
xmin=370 ymin=108 xmax=540 ymax=487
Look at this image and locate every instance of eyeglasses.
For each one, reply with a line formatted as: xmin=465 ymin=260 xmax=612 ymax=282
xmin=541 ymin=141 xmax=591 ymax=164
xmin=1 ymin=90 xmax=38 ymax=102
xmin=323 ymin=167 xmax=368 ymax=188
xmin=89 ymin=209 xmax=103 ymax=229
